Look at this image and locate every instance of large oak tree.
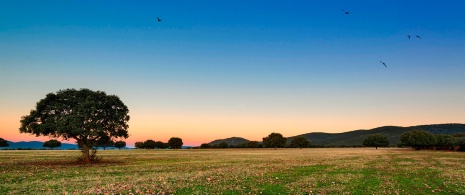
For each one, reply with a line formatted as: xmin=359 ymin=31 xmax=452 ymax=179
xmin=19 ymin=88 xmax=130 ymax=163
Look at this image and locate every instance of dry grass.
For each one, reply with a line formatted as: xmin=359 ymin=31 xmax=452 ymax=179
xmin=1 ymin=148 xmax=464 ymax=194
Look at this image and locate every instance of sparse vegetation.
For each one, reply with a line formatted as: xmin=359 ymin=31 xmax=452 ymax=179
xmin=1 ymin=148 xmax=465 ymax=194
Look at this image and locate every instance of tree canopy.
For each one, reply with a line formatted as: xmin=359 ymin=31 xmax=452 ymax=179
xmin=135 ymin=141 xmax=145 ymax=149
xmin=400 ymin=130 xmax=437 ymax=150
xmin=113 ymin=141 xmax=126 ymax=150
xmin=43 ymin=139 xmax=62 ymax=149
xmin=200 ymin=143 xmax=211 ymax=149
xmin=168 ymin=137 xmax=183 ymax=149
xmin=0 ymin=138 xmax=9 ymax=147
xmin=263 ymin=132 xmax=286 ymax=149
xmin=290 ymin=136 xmax=310 ymax=148
xmin=19 ymin=88 xmax=130 ymax=162
xmin=155 ymin=141 xmax=168 ymax=149
xmin=363 ymin=134 xmax=389 ymax=149
xmin=143 ymin=140 xmax=157 ymax=149
xmin=96 ymin=135 xmax=115 ymax=150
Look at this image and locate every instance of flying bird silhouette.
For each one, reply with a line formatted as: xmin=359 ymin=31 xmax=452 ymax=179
xmin=380 ymin=61 xmax=387 ymax=68
xmin=416 ymin=35 xmax=421 ymax=39
xmin=407 ymin=35 xmax=411 ymax=39
xmin=341 ymin=9 xmax=350 ymax=14
xmin=157 ymin=17 xmax=162 ymax=22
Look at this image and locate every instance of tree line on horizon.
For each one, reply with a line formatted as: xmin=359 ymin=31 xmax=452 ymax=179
xmin=134 ymin=137 xmax=183 ymax=149
xmin=3 ymin=130 xmax=465 ymax=151
xmin=191 ymin=131 xmax=465 ymax=151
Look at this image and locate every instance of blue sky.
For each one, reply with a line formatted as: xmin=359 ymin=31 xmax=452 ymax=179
xmin=1 ymin=1 xmax=465 ymax=145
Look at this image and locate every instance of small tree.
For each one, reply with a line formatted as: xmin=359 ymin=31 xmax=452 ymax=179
xmin=247 ymin=141 xmax=259 ymax=148
xmin=400 ymin=130 xmax=437 ymax=150
xmin=290 ymin=136 xmax=310 ymax=149
xmin=135 ymin=142 xmax=145 ymax=149
xmin=0 ymin=138 xmax=9 ymax=147
xmin=114 ymin=141 xmax=126 ymax=150
xmin=219 ymin=142 xmax=229 ymax=149
xmin=19 ymin=88 xmax=130 ymax=163
xmin=43 ymin=139 xmax=62 ymax=150
xmin=97 ymin=136 xmax=115 ymax=150
xmin=363 ymin=134 xmax=389 ymax=149
xmin=263 ymin=132 xmax=286 ymax=149
xmin=168 ymin=137 xmax=183 ymax=149
xmin=144 ymin=140 xmax=157 ymax=149
xmin=200 ymin=143 xmax=211 ymax=149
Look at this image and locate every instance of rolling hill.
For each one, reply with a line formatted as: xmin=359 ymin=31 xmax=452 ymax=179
xmin=208 ymin=123 xmax=465 ymax=147
xmin=289 ymin=123 xmax=465 ymax=146
xmin=208 ymin=137 xmax=250 ymax=146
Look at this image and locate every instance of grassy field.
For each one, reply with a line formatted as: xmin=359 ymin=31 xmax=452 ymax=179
xmin=1 ymin=148 xmax=464 ymax=194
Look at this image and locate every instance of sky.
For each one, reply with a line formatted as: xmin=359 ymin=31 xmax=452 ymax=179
xmin=1 ymin=0 xmax=465 ymax=146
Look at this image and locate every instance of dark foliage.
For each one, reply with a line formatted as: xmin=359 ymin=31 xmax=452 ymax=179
xmin=363 ymin=134 xmax=389 ymax=149
xmin=200 ymin=143 xmax=211 ymax=149
xmin=42 ymin=139 xmax=62 ymax=149
xmin=168 ymin=137 xmax=183 ymax=149
xmin=263 ymin=132 xmax=286 ymax=149
xmin=219 ymin=142 xmax=229 ymax=148
xmin=114 ymin=141 xmax=126 ymax=149
xmin=290 ymin=136 xmax=310 ymax=148
xmin=0 ymin=138 xmax=9 ymax=147
xmin=400 ymin=130 xmax=437 ymax=150
xmin=143 ymin=140 xmax=157 ymax=149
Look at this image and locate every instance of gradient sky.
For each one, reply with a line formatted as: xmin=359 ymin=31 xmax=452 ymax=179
xmin=1 ymin=1 xmax=465 ymax=146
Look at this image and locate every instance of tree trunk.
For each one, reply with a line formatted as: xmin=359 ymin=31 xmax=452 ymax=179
xmin=376 ymin=146 xmax=378 ymax=149
xmin=83 ymin=144 xmax=90 ymax=163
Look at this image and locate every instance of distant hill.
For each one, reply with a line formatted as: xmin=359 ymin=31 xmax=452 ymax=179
xmin=412 ymin=124 xmax=465 ymax=134
xmin=206 ymin=124 xmax=465 ymax=147
xmin=289 ymin=123 xmax=465 ymax=146
xmin=5 ymin=141 xmax=79 ymax=150
xmin=208 ymin=137 xmax=250 ymax=146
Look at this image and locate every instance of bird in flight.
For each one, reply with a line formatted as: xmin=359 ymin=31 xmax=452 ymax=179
xmin=157 ymin=17 xmax=162 ymax=22
xmin=407 ymin=35 xmax=411 ymax=39
xmin=416 ymin=35 xmax=421 ymax=39
xmin=380 ymin=61 xmax=387 ymax=68
xmin=341 ymin=9 xmax=350 ymax=14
